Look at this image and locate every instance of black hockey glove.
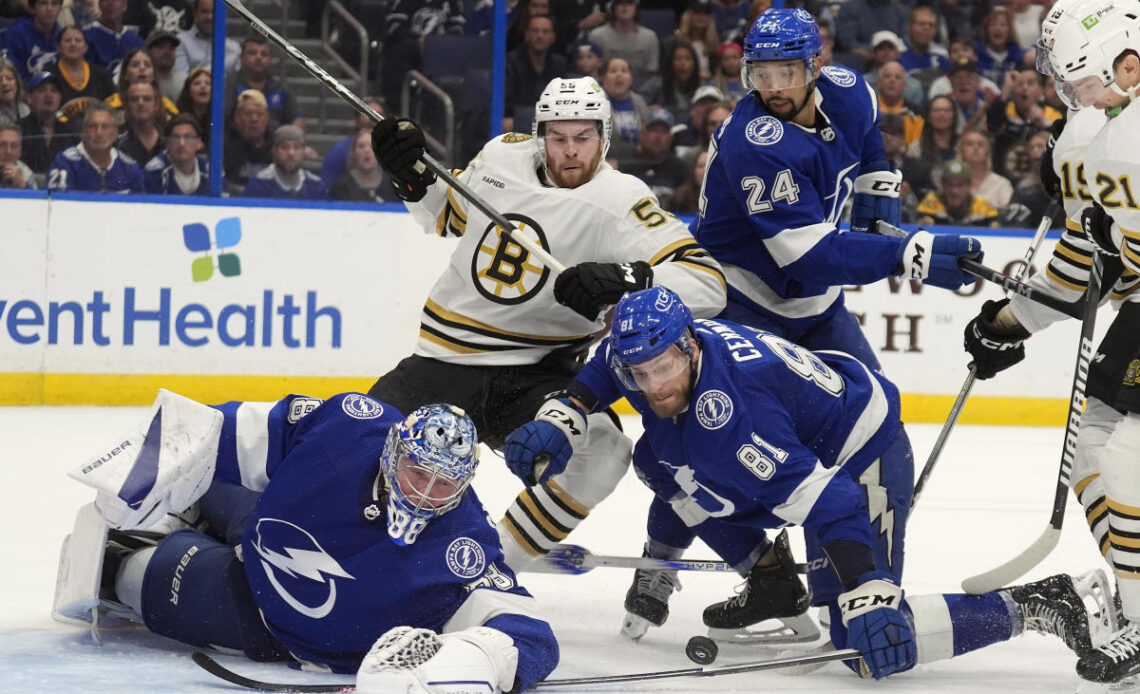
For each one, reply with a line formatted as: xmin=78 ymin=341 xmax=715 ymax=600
xmin=554 ymin=261 xmax=653 ymax=321
xmin=1039 ymin=114 xmax=1066 ymax=205
xmin=963 ymin=298 xmax=1031 ymax=380
xmin=1081 ymin=203 xmax=1121 ymax=257
xmin=371 ymin=117 xmax=436 ymax=202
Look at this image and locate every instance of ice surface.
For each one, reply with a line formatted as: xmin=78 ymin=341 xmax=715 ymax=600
xmin=0 ymin=406 xmax=1116 ymax=692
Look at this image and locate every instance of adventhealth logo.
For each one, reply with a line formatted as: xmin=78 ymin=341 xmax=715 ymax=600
xmin=184 ymin=217 xmax=241 ymax=282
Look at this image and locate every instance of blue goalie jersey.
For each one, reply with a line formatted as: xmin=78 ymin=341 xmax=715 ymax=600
xmin=576 ymin=319 xmax=901 ymax=550
xmin=208 ymin=393 xmax=557 ymax=686
xmin=692 ymin=66 xmax=903 ymax=328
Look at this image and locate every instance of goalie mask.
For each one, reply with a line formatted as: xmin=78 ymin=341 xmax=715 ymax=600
xmin=532 ymin=76 xmax=612 ymax=178
xmin=380 ymin=404 xmax=479 ymax=546
xmin=1037 ymin=0 xmax=1140 ymax=111
xmin=609 ymin=287 xmax=697 ymax=392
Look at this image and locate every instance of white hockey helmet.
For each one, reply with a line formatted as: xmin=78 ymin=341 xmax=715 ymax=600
xmin=532 ymin=76 xmax=613 ymax=164
xmin=1037 ymin=0 xmax=1140 ymax=109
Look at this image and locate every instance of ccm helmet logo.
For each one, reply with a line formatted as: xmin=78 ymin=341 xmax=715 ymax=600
xmin=555 ymin=99 xmax=580 ymax=105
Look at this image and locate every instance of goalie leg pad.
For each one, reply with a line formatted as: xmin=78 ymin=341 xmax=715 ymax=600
xmin=139 ymin=529 xmax=289 ymax=661
xmin=70 ymin=389 xmax=224 ymax=530
xmin=53 ymin=502 xmax=112 ymax=625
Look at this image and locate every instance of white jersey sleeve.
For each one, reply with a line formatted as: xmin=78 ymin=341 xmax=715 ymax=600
xmin=1085 ymin=104 xmax=1140 ymax=281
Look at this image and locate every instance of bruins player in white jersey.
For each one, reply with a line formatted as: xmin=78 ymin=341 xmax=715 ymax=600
xmin=963 ymin=0 xmax=1140 ymax=683
xmin=367 ymin=76 xmax=727 ymax=574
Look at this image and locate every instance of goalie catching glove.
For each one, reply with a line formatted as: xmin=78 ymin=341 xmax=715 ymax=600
xmin=837 ymin=571 xmax=916 ymax=680
xmin=356 ymin=625 xmax=519 ymax=694
xmin=896 ymin=230 xmax=981 ymax=290
xmin=504 ymin=397 xmax=587 ymax=485
xmin=371 ymin=117 xmax=436 ymax=202
xmin=554 ymin=261 xmax=653 ymax=321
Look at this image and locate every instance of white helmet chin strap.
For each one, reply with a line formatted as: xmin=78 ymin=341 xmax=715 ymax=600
xmin=1110 ymin=80 xmax=1140 ymax=102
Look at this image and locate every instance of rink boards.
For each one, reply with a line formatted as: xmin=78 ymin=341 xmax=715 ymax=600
xmin=0 ymin=192 xmax=1100 ymax=425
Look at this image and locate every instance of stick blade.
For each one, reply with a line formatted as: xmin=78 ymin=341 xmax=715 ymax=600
xmin=960 ymin=526 xmax=1061 ymax=594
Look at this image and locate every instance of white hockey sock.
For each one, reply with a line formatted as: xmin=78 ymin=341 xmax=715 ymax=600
xmin=115 ymin=546 xmax=155 ymax=616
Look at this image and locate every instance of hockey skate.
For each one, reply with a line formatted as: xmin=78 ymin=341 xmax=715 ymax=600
xmin=1078 ymin=622 xmax=1140 ymax=685
xmin=53 ymin=503 xmax=154 ymax=642
xmin=1007 ymin=570 xmax=1110 ymax=658
xmin=702 ymin=530 xmax=818 ymax=645
xmin=621 ymin=550 xmax=682 ymax=640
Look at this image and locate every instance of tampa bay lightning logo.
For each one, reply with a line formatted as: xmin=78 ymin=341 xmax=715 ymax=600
xmin=821 ymin=65 xmax=857 ymax=88
xmin=745 ymin=117 xmax=784 ymax=146
xmin=342 ymin=393 xmax=384 ymax=420
xmin=251 ymin=518 xmax=355 ymax=619
xmin=446 ymin=537 xmax=486 ymax=579
xmin=695 ymin=390 xmax=734 ymax=430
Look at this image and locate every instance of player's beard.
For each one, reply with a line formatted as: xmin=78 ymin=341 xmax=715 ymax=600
xmin=644 ymin=377 xmax=693 ymax=419
xmin=547 ymin=148 xmax=603 ymax=189
xmin=758 ymin=85 xmax=813 ymax=123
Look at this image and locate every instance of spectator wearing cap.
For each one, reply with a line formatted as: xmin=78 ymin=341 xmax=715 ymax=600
xmin=143 ymin=112 xmax=210 ymax=194
xmin=863 ymin=35 xmax=926 ymax=109
xmin=18 ymin=71 xmax=80 ymax=175
xmin=622 ymin=106 xmax=687 ymax=209
xmin=588 ymin=0 xmax=659 ymax=85
xmin=243 ymin=124 xmax=326 ymax=200
xmin=600 ymin=56 xmax=649 ymax=160
xmin=117 ymin=80 xmax=166 ymax=166
xmin=147 ymin=31 xmax=186 ymax=103
xmin=713 ymin=41 xmax=745 ymax=103
xmin=916 ymin=158 xmax=1000 ymax=227
xmin=51 ymin=26 xmax=117 ymax=124
xmin=874 ymin=61 xmax=923 ymax=147
xmin=84 ymin=0 xmax=144 ymax=73
xmin=504 ymin=14 xmax=567 ymax=133
xmin=174 ymin=0 xmax=241 ymax=76
xmin=833 ymin=0 xmax=908 ymax=71
xmin=898 ymin=6 xmax=949 ymax=81
xmin=878 ymin=113 xmax=933 ymax=222
xmin=48 ymin=101 xmax=144 ymax=192
xmin=673 ymin=83 xmax=723 ymax=154
xmin=928 ymin=38 xmax=999 ymax=101
xmin=569 ymin=41 xmax=604 ymax=82
xmin=5 ymin=0 xmax=63 ymax=80
xmin=224 ymin=35 xmax=305 ymax=134
xmin=0 ymin=121 xmax=36 ymax=189
xmin=985 ymin=64 xmax=1060 ymax=179
xmin=223 ymin=89 xmax=272 ymax=192
xmin=0 ymin=59 xmax=30 ymax=124
xmin=941 ymin=57 xmax=989 ymax=133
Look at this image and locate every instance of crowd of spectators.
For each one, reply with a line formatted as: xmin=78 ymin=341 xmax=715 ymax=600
xmin=0 ymin=0 xmax=1067 ymax=223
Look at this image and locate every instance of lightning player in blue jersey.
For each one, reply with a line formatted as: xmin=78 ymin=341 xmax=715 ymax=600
xmin=506 ymin=286 xmax=1110 ymax=680
xmin=670 ymin=7 xmax=985 ymax=641
xmin=53 ymin=393 xmax=557 ymax=693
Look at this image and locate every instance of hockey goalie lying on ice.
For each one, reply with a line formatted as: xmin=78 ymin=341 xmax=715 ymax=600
xmin=51 ymin=389 xmax=558 ymax=693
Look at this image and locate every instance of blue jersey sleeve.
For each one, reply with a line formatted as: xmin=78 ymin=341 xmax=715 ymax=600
xmin=484 ymin=613 xmax=559 ymax=691
xmin=569 ymin=340 xmax=624 ymax=413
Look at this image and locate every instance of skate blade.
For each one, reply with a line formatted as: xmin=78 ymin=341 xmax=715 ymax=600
xmin=621 ymin=613 xmax=651 ymax=641
xmin=1077 ymin=675 xmax=1140 ymax=693
xmin=707 ymin=613 xmax=821 ymax=645
xmin=1075 ymin=569 xmax=1118 ymax=648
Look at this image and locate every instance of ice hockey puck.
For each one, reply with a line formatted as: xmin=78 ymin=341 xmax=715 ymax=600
xmin=686 ymin=635 xmax=718 ymax=665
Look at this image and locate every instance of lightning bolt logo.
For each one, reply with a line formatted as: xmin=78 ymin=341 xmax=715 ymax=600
xmin=252 ymin=518 xmax=355 ymax=619
xmin=861 ymin=462 xmax=896 ymax=567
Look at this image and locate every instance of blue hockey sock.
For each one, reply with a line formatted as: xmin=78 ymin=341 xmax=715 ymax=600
xmin=942 ymin=592 xmax=1017 ymax=656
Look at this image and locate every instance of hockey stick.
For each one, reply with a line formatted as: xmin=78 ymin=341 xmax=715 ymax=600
xmin=531 ymin=543 xmax=809 ymax=575
xmin=910 ymin=202 xmax=1059 ymax=509
xmin=961 ymin=252 xmax=1105 ymax=594
xmin=192 ymin=648 xmax=861 ymax=691
xmin=218 ymin=0 xmax=567 ymax=274
xmin=872 ymin=221 xmax=1081 ymax=319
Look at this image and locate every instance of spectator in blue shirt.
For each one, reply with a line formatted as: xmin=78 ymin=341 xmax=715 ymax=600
xmin=5 ymin=0 xmax=63 ymax=79
xmin=320 ymin=97 xmax=386 ymax=186
xmin=899 ymin=6 xmax=950 ymax=77
xmin=84 ymin=0 xmax=145 ymax=73
xmin=48 ymin=102 xmax=144 ymax=192
xmin=243 ymin=124 xmax=326 ymax=200
xmin=143 ymin=112 xmax=210 ymax=194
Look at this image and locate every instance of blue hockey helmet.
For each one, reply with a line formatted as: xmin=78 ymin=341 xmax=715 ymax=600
xmin=609 ymin=287 xmax=696 ymax=390
xmin=380 ymin=403 xmax=479 ymax=546
xmin=741 ymin=9 xmax=822 ymax=93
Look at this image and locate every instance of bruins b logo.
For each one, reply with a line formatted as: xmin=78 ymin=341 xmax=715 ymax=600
xmin=471 ymin=213 xmax=552 ymax=304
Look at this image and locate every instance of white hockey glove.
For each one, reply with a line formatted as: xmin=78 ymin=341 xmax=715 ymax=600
xmin=356 ymin=625 xmax=519 ymax=694
xmin=68 ymin=389 xmax=223 ymax=530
